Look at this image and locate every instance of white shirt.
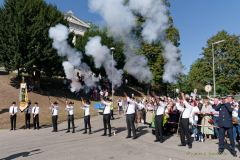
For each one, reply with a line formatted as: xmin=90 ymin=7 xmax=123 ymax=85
xmin=156 ymin=102 xmax=167 ymax=115
xmin=51 ymin=105 xmax=59 ymax=116
xmin=190 ymin=107 xmax=199 ymax=124
xmin=232 ymin=107 xmax=239 ymax=118
xmin=137 ymin=102 xmax=145 ymax=110
xmin=65 ymin=105 xmax=74 ymax=115
xmin=104 ymin=91 xmax=108 ymax=97
xmin=32 ymin=106 xmax=39 ymax=115
xmin=126 ymin=97 xmax=136 ymax=114
xmin=102 ymin=101 xmax=111 ymax=114
xmin=176 ymin=101 xmax=193 ymax=118
xmin=118 ymin=100 xmax=123 ymax=107
xmin=25 ymin=106 xmax=32 ymax=114
xmin=9 ymin=105 xmax=18 ymax=115
xmin=82 ymin=104 xmax=90 ymax=116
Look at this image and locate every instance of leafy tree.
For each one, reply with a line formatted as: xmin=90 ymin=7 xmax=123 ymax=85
xmin=188 ymin=31 xmax=240 ymax=95
xmin=0 ymin=0 xmax=66 ymax=77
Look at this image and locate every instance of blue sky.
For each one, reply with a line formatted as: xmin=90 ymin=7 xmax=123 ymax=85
xmin=1 ymin=0 xmax=240 ymax=73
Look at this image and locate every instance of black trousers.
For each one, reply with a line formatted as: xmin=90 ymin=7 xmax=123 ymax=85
xmin=25 ymin=113 xmax=31 ymax=129
xmin=67 ymin=115 xmax=75 ymax=131
xmin=103 ymin=114 xmax=111 ymax=135
xmin=126 ymin=113 xmax=136 ymax=137
xmin=179 ymin=118 xmax=192 ymax=146
xmin=219 ymin=127 xmax=235 ymax=152
xmin=52 ymin=115 xmax=58 ymax=132
xmin=110 ymin=110 xmax=114 ymax=119
xmin=84 ymin=115 xmax=91 ymax=133
xmin=10 ymin=115 xmax=17 ymax=130
xmin=155 ymin=115 xmax=163 ymax=141
xmin=33 ymin=114 xmax=40 ymax=129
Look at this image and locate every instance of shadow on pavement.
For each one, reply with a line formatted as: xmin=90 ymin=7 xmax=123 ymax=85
xmin=0 ymin=108 xmax=8 ymax=115
xmin=1 ymin=149 xmax=42 ymax=160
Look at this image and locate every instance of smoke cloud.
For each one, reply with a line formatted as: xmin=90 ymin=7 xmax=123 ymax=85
xmin=89 ymin=0 xmax=153 ymax=83
xmin=85 ymin=36 xmax=123 ymax=87
xmin=88 ymin=0 xmax=183 ymax=84
xmin=49 ymin=24 xmax=98 ymax=92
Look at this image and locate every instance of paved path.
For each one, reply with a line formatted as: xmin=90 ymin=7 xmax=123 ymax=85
xmin=0 ymin=115 xmax=239 ymax=160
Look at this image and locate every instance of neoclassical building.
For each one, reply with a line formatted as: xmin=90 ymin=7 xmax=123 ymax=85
xmin=65 ymin=10 xmax=90 ymax=44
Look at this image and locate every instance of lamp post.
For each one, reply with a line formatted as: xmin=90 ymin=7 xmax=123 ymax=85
xmin=212 ymin=40 xmax=225 ymax=97
xmin=110 ymin=47 xmax=115 ymax=104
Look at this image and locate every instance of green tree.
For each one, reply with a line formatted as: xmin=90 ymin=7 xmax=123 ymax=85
xmin=0 ymin=0 xmax=66 ymax=77
xmin=188 ymin=31 xmax=240 ymax=95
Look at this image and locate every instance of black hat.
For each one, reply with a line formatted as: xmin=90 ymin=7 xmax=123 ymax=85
xmin=69 ymin=101 xmax=74 ymax=104
xmin=227 ymin=95 xmax=234 ymax=99
xmin=35 ymin=102 xmax=38 ymax=105
xmin=53 ymin=101 xmax=58 ymax=104
xmin=12 ymin=101 xmax=16 ymax=104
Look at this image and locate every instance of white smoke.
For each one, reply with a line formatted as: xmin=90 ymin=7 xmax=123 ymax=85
xmin=89 ymin=0 xmax=183 ymax=84
xmin=85 ymin=36 xmax=123 ymax=87
xmin=128 ymin=0 xmax=183 ymax=83
xmin=49 ymin=24 xmax=98 ymax=92
xmin=89 ymin=0 xmax=153 ymax=83
xmin=128 ymin=0 xmax=169 ymax=43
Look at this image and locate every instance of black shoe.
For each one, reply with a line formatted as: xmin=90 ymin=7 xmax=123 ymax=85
xmin=218 ymin=150 xmax=224 ymax=155
xmin=72 ymin=131 xmax=75 ymax=133
xmin=89 ymin=132 xmax=92 ymax=135
xmin=132 ymin=136 xmax=137 ymax=140
xmin=82 ymin=132 xmax=87 ymax=134
xmin=108 ymin=134 xmax=112 ymax=137
xmin=160 ymin=140 xmax=164 ymax=143
xmin=154 ymin=139 xmax=160 ymax=142
xmin=102 ymin=133 xmax=107 ymax=136
xmin=126 ymin=136 xmax=132 ymax=139
xmin=10 ymin=129 xmax=13 ymax=131
xmin=66 ymin=130 xmax=70 ymax=133
xmin=188 ymin=145 xmax=192 ymax=149
xmin=178 ymin=144 xmax=186 ymax=147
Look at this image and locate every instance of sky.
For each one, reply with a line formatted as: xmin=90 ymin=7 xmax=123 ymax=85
xmin=1 ymin=0 xmax=240 ymax=73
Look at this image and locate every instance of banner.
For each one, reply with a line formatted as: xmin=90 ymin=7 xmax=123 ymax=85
xmin=19 ymin=83 xmax=28 ymax=111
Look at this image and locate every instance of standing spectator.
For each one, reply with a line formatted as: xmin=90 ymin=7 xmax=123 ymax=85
xmin=232 ymin=102 xmax=240 ymax=143
xmin=201 ymin=100 xmax=214 ymax=140
xmin=190 ymin=101 xmax=200 ymax=139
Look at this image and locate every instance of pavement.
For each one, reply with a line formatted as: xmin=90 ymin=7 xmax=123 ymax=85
xmin=0 ymin=115 xmax=239 ymax=160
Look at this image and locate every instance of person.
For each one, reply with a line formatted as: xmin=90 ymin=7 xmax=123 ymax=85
xmin=32 ymin=102 xmax=40 ymax=130
xmin=232 ymin=102 xmax=240 ymax=143
xmin=81 ymin=99 xmax=91 ymax=134
xmin=110 ymin=99 xmax=115 ymax=120
xmin=65 ymin=101 xmax=75 ymax=133
xmin=125 ymin=94 xmax=137 ymax=139
xmin=135 ymin=99 xmax=144 ymax=130
xmin=25 ymin=101 xmax=32 ymax=129
xmin=215 ymin=95 xmax=236 ymax=157
xmin=200 ymin=99 xmax=214 ymax=139
xmin=50 ymin=101 xmax=59 ymax=132
xmin=154 ymin=97 xmax=168 ymax=143
xmin=9 ymin=102 xmax=18 ymax=130
xmin=101 ymin=97 xmax=112 ymax=137
xmin=189 ymin=100 xmax=199 ymax=140
xmin=176 ymin=93 xmax=193 ymax=149
xmin=210 ymin=97 xmax=220 ymax=139
xmin=117 ymin=98 xmax=123 ymax=116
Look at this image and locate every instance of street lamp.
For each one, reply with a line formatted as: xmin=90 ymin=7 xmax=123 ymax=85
xmin=110 ymin=47 xmax=115 ymax=104
xmin=212 ymin=40 xmax=225 ymax=97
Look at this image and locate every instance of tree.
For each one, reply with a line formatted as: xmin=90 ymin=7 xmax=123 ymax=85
xmin=188 ymin=31 xmax=240 ymax=95
xmin=0 ymin=0 xmax=66 ymax=77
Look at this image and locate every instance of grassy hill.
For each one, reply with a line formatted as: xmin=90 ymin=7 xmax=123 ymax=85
xmin=0 ymin=72 xmax=145 ymax=129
